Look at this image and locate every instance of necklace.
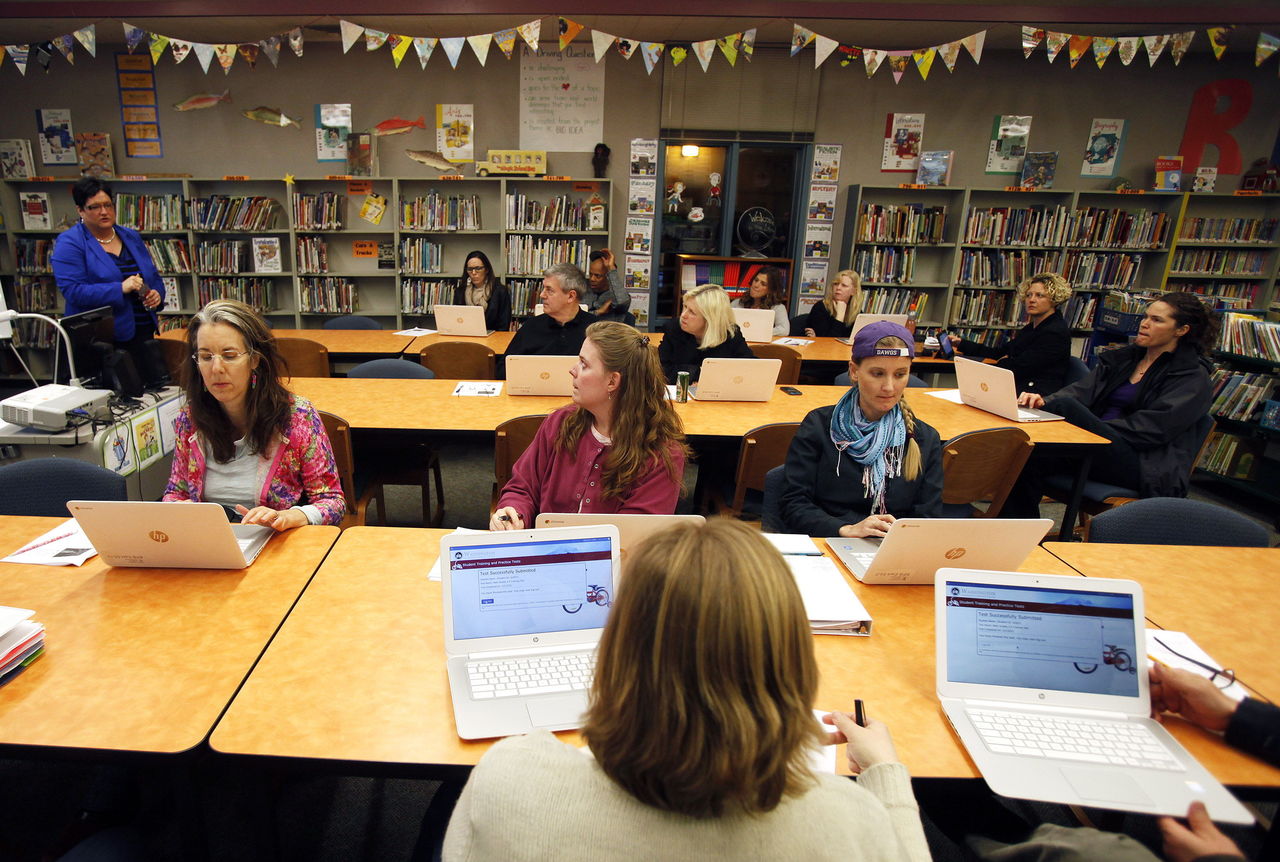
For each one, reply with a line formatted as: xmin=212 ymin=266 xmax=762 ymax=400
xmin=95 ymin=229 xmax=116 ymax=245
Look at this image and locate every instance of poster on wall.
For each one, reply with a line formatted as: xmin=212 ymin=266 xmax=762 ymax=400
xmin=807 ymin=183 xmax=837 ymax=221
xmin=35 ymin=108 xmax=77 ymax=165
xmin=812 ymin=144 xmax=842 ymax=182
xmin=624 ymin=216 xmax=652 ymax=253
xmin=630 ymin=138 xmax=658 ymax=176
xmin=518 ymin=45 xmax=604 ymax=152
xmin=628 ymin=178 xmax=656 ymax=215
xmin=804 ymin=223 xmax=832 ymax=259
xmin=799 ymin=260 xmax=829 ymax=309
xmin=986 ymin=114 xmax=1031 ymax=175
xmin=881 ymin=114 xmax=924 ymax=172
xmin=156 ymin=395 xmax=185 ymax=455
xmin=436 ymin=104 xmax=474 ymax=163
xmin=1079 ymin=118 xmax=1126 ymax=178
xmin=100 ymin=422 xmax=137 ymax=477
xmin=624 ymin=253 xmax=651 ymax=293
xmin=115 ymin=53 xmax=162 ymax=159
xmin=315 ymin=104 xmax=351 ymax=162
xmin=130 ymin=409 xmax=163 ymax=471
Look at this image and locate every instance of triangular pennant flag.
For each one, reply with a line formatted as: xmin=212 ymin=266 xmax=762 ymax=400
xmin=592 ymin=30 xmax=614 ymax=62
xmin=364 ymin=29 xmax=389 ymax=51
xmin=259 ymin=35 xmax=280 ymax=67
xmin=717 ymin=33 xmax=740 ymax=66
xmin=387 ymin=35 xmax=411 ymax=68
xmin=1092 ymin=37 xmax=1117 ymax=68
xmin=33 ymin=42 xmax=54 ymax=72
xmin=1022 ymin=27 xmax=1044 ymax=58
xmin=286 ymin=28 xmax=304 ymax=57
xmin=1116 ymin=37 xmax=1140 ymax=65
xmin=558 ymin=17 xmax=583 ymax=51
xmin=440 ymin=37 xmax=465 ymax=68
xmin=493 ymin=28 xmax=518 ymax=59
xmin=864 ymin=48 xmax=886 ymax=77
xmin=413 ymin=37 xmax=437 ymax=69
xmin=913 ymin=46 xmax=936 ymax=80
xmin=339 ymin=20 xmax=363 ymax=54
xmin=814 ymin=34 xmax=839 ymax=68
xmin=692 ymin=39 xmax=715 ymax=71
xmin=1256 ymin=33 xmax=1279 ymax=66
xmin=616 ymin=38 xmax=638 ymax=60
xmin=468 ymin=34 xmax=492 ymax=66
xmin=238 ymin=43 xmax=259 ymax=70
xmin=1044 ymin=31 xmax=1069 ymax=62
xmin=214 ymin=44 xmax=236 ymax=74
xmin=73 ymin=24 xmax=96 ymax=57
xmin=6 ymin=45 xmax=29 ymax=75
xmin=193 ymin=43 xmax=215 ymax=73
xmin=887 ymin=51 xmax=911 ymax=83
xmin=53 ymin=34 xmax=76 ymax=64
xmin=517 ymin=19 xmax=540 ymax=51
xmin=123 ymin=23 xmax=146 ymax=53
xmin=962 ymin=30 xmax=986 ymax=64
xmin=1067 ymin=35 xmax=1093 ymax=68
xmin=148 ymin=34 xmax=169 ymax=66
xmin=791 ymin=25 xmax=815 ymax=57
xmin=1169 ymin=31 xmax=1195 ymax=65
xmin=640 ymin=42 xmax=664 ymax=75
xmin=1143 ymin=34 xmax=1169 ymax=66
xmin=741 ymin=28 xmax=756 ymax=61
xmin=1206 ymin=27 xmax=1232 ymax=60
xmin=669 ymin=45 xmax=687 ymax=66
xmin=836 ymin=45 xmax=862 ymax=67
xmin=171 ymin=39 xmax=192 ymax=65
xmin=938 ymin=40 xmax=962 ymax=72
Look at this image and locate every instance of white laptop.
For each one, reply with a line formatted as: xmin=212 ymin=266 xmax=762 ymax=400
xmin=435 ymin=304 xmax=493 ymax=337
xmin=936 ymin=569 xmax=1253 ymax=823
xmin=66 ymin=500 xmax=273 ymax=569
xmin=828 ymin=518 xmax=1050 ymax=585
xmin=442 ymin=525 xmax=621 ymax=740
xmin=731 ymin=308 xmax=776 ymax=343
xmin=535 ymin=513 xmax=705 ymax=561
xmin=953 ymin=357 xmax=1064 ymax=423
xmin=690 ymin=358 xmax=782 ymax=401
xmin=505 ymin=355 xmax=577 ymax=396
xmin=836 ymin=313 xmax=912 ymax=344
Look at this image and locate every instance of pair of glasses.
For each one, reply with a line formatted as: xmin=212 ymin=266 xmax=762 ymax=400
xmin=193 ymin=350 xmax=253 ymax=365
xmin=465 ymin=266 xmax=486 ymax=273
xmin=1151 ymin=635 xmax=1238 ymax=690
xmin=84 ymin=202 xmax=115 ymax=212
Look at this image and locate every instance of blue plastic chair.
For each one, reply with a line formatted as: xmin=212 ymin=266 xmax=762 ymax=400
xmin=323 ymin=315 xmax=382 ymax=330
xmin=0 ymin=458 xmax=127 ymax=516
xmin=1063 ymin=356 xmax=1090 ymax=387
xmin=348 ymin=359 xmax=434 ymax=379
xmin=1087 ymin=498 xmax=1269 ymax=547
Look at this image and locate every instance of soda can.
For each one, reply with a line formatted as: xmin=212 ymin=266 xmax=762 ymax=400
xmin=676 ymin=370 xmax=690 ymax=403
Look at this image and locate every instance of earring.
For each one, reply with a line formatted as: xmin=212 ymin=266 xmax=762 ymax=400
xmin=250 ymin=371 xmax=258 ymax=389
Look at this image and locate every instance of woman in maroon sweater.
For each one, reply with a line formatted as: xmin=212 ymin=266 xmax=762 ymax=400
xmin=491 ymin=321 xmax=690 ymax=530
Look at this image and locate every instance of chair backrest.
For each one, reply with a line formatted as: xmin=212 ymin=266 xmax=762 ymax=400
xmin=0 ymin=457 xmax=128 ymax=516
xmin=748 ymin=344 xmax=801 ymax=385
xmin=347 ymin=358 xmax=435 ymax=379
xmin=1087 ymin=497 xmax=1269 ymax=547
xmin=1064 ymin=355 xmax=1090 ymax=386
xmin=761 ymin=465 xmax=788 ymax=533
xmin=730 ymin=422 xmax=801 ymax=513
xmin=834 ymin=371 xmax=927 ymax=388
xmin=941 ymin=427 xmax=1034 ymax=517
xmin=274 ymin=337 xmax=331 ymax=378
xmin=157 ymin=337 xmax=189 ymax=383
xmin=323 ymin=315 xmax=381 ymax=330
xmin=316 ymin=410 xmax=359 ymax=527
xmin=788 ymin=313 xmax=809 ymax=337
xmin=493 ymin=414 xmax=549 ymax=502
xmin=420 ymin=341 xmax=496 ymax=380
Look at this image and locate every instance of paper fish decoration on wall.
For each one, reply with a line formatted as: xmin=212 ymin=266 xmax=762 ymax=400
xmin=174 ymin=90 xmax=231 ymax=111
xmin=405 ymin=149 xmax=456 ymax=172
xmin=373 ymin=116 xmax=427 ymax=136
xmin=242 ymin=106 xmax=301 ymax=128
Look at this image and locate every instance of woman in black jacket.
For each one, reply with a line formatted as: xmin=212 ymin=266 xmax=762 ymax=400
xmin=450 ymin=250 xmax=511 ymax=331
xmin=1002 ymin=292 xmax=1216 ymax=517
xmin=950 ymin=272 xmax=1072 ymax=395
xmin=659 ymin=283 xmax=754 ymax=382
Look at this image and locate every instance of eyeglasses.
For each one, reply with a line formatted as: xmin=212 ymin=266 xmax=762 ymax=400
xmin=84 ymin=202 xmax=115 ymax=212
xmin=465 ymin=266 xmax=487 ymax=273
xmin=193 ymin=349 xmax=253 ymax=365
xmin=1152 ymin=635 xmax=1238 ymax=690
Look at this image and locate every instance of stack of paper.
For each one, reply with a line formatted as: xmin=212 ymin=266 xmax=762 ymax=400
xmin=0 ymin=606 xmax=44 ymax=687
xmin=786 ymin=556 xmax=874 ymax=636
xmin=2 ymin=518 xmax=97 ymax=567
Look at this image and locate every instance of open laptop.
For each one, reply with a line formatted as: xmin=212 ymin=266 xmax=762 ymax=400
xmin=66 ymin=500 xmax=273 ymax=569
xmin=535 ymin=513 xmax=705 ymax=561
xmin=954 ymin=357 xmax=1064 ymax=423
xmin=442 ymin=525 xmax=621 ymax=740
xmin=838 ymin=313 xmax=911 ymax=344
xmin=828 ymin=518 xmax=1050 ymax=584
xmin=434 ymin=305 xmax=493 ymax=337
xmin=690 ymin=358 xmax=782 ymax=402
xmin=731 ymin=308 xmax=776 ymax=343
xmin=505 ymin=355 xmax=577 ymax=396
xmin=936 ymin=569 xmax=1253 ymax=823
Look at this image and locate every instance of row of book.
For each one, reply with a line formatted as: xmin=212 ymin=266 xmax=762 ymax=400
xmin=11 ymin=274 xmax=56 ymax=311
xmin=399 ymin=238 xmax=445 ymax=275
xmin=963 ymin=205 xmax=1070 ymax=247
xmin=950 ymin=290 xmax=1023 ymax=327
xmin=1217 ymin=313 xmax=1280 ymax=362
xmin=9 ymin=318 xmax=57 ymax=348
xmin=187 ymin=196 xmax=282 ymax=232
xmin=1167 ymin=282 xmax=1259 ymax=310
xmin=949 ymin=326 xmax=1010 ymax=348
xmin=1062 ymin=251 xmax=1144 ymax=290
xmin=293 ymin=192 xmax=344 ymax=230
xmin=14 ymin=238 xmax=53 ymax=274
xmin=955 ymin=249 xmax=1063 ymax=288
xmin=195 ymin=240 xmax=250 ymax=275
xmin=854 ymin=204 xmax=948 ymax=244
xmin=196 ymin=278 xmax=275 ymax=311
xmin=401 ymin=192 xmax=483 ymax=231
xmin=860 ymin=287 xmax=927 ymax=317
xmin=851 ymin=246 xmax=916 ymax=284
xmin=1209 ymin=367 xmax=1276 ymax=423
xmin=1197 ymin=431 xmax=1264 ymax=481
xmin=115 ymin=193 xmax=185 ymax=232
xmin=295 ymin=236 xmax=329 ymax=274
xmin=504 ymin=236 xmax=591 ymax=275
xmin=1061 ymin=293 xmax=1098 ymax=330
xmin=144 ymin=238 xmax=192 ymax=273
xmin=1062 ymin=207 xmax=1171 ymax=250
xmin=508 ymin=279 xmax=544 ymax=316
xmin=299 ymin=278 xmax=358 ymax=313
xmin=1100 ymin=289 xmax=1160 ymax=314
xmin=399 ymin=279 xmax=454 ymax=314
xmin=1169 ymin=248 xmax=1268 ymax=276
xmin=1177 ymin=217 xmax=1279 ymax=245
xmin=506 ymin=192 xmax=594 ymax=232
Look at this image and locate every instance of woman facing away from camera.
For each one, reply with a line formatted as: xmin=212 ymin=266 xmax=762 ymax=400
xmin=658 ymin=283 xmax=755 ymax=383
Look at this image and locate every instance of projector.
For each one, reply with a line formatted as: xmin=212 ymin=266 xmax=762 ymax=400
xmin=1 ymin=384 xmax=112 ymax=431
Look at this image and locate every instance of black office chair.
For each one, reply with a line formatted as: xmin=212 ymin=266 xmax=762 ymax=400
xmin=761 ymin=465 xmax=788 ymax=533
xmin=324 ymin=315 xmax=382 ymax=330
xmin=1086 ymin=497 xmax=1269 ymax=546
xmin=1063 ymin=356 xmax=1090 ymax=387
xmin=833 ymin=371 xmax=927 ymax=388
xmin=347 ymin=359 xmax=435 ymax=379
xmin=0 ymin=457 xmax=127 ymax=516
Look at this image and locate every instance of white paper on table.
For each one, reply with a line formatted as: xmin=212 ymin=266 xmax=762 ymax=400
xmin=1146 ymin=630 xmax=1248 ymax=702
xmin=428 ymin=527 xmax=488 ymax=581
xmin=926 ymin=388 xmax=964 ymax=403
xmin=0 ymin=607 xmax=35 ymax=640
xmin=774 ymin=337 xmax=814 ymax=346
xmin=451 ymin=382 xmax=503 ymax=397
xmin=763 ymin=533 xmax=823 ymax=556
xmin=810 ymin=708 xmax=840 ymax=773
xmin=395 ymin=327 xmax=437 ymax=336
xmin=786 ymin=556 xmax=873 ymax=635
xmin=2 ymin=518 xmax=97 ymax=566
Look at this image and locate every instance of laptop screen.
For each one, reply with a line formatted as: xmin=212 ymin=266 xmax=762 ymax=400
xmin=447 ymin=535 xmax=615 ymax=641
xmin=942 ymin=579 xmax=1140 ymax=698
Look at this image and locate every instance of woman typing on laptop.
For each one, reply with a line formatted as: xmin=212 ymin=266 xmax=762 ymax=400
xmin=658 ymin=283 xmax=755 ymax=383
xmin=490 ymin=321 xmax=688 ymax=530
xmin=780 ymin=321 xmax=943 ymax=537
xmin=442 ymin=520 xmax=930 ymax=860
xmin=163 ymin=299 xmax=346 ymax=529
xmin=451 ymin=249 xmax=511 ymax=332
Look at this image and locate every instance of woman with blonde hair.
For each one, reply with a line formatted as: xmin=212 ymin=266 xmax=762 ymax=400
xmin=805 ymin=269 xmax=861 ymax=338
xmin=443 ymin=519 xmax=930 ymax=860
xmin=782 ymin=320 xmax=942 ymax=536
xmin=658 ymin=283 xmax=754 ymax=382
xmin=491 ymin=321 xmax=689 ymax=529
xmin=950 ymin=272 xmax=1072 ymax=395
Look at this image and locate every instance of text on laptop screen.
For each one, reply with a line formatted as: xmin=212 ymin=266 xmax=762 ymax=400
xmin=943 ymin=580 xmax=1140 ymax=698
xmin=449 ymin=536 xmax=615 ymax=641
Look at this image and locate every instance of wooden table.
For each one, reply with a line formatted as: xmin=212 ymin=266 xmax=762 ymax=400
xmin=162 ymin=327 xmax=417 ymax=358
xmin=0 ymin=516 xmax=338 ymax=756
xmin=406 ymin=331 xmax=515 ymax=357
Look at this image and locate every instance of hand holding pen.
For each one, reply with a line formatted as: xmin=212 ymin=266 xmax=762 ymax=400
xmin=822 ymin=699 xmax=899 ymax=774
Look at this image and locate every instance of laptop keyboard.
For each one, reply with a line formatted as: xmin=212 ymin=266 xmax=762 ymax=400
xmin=467 ymin=651 xmax=595 ymax=699
xmin=967 ymin=708 xmax=1185 ymax=771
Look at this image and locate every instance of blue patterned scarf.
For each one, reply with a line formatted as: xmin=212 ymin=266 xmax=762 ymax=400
xmin=828 ymin=386 xmax=906 ymax=515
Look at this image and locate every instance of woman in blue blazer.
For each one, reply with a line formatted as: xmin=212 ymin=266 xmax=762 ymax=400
xmin=51 ymin=177 xmax=165 ymax=347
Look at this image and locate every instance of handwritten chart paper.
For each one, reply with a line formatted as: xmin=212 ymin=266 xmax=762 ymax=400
xmin=519 ymin=45 xmax=603 ymax=152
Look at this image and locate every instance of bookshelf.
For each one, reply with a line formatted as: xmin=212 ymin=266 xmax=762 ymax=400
xmin=1165 ymin=192 xmax=1280 ymax=315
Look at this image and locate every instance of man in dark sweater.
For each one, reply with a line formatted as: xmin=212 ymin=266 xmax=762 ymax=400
xmin=505 ymin=262 xmax=597 ymax=362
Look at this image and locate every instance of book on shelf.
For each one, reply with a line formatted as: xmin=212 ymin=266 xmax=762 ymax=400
xmin=1217 ymin=313 xmax=1280 ymax=362
xmin=160 ymin=277 xmax=181 ymax=312
xmin=1197 ymin=431 xmax=1264 ymax=481
xmin=856 ymin=203 xmax=947 ymax=244
xmin=300 ymin=277 xmax=358 ymax=313
xmin=400 ymin=191 xmax=481 ymax=231
xmin=1019 ymin=152 xmax=1058 ymax=189
xmin=1192 ymin=167 xmax=1218 ymax=193
xmin=378 ymin=240 xmax=395 ymax=270
xmin=252 ymin=237 xmax=283 ymax=273
xmin=20 ymin=192 xmax=51 ymax=230
xmin=915 ymin=151 xmax=954 ymax=186
xmin=1260 ymin=400 xmax=1280 ymax=432
xmin=0 ymin=138 xmax=35 ymax=179
xmin=74 ymin=132 xmax=114 ymax=178
xmin=1154 ymin=155 xmax=1183 ymax=191
xmin=1209 ymin=367 xmax=1276 ymax=422
xmin=1178 ymin=216 xmax=1278 ymax=244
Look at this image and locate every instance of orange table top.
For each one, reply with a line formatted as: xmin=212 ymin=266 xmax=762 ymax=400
xmin=162 ymin=327 xmax=416 ymax=356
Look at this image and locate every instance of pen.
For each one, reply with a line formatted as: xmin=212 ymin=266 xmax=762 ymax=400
xmin=498 ymin=514 xmax=511 ymax=522
xmin=854 ymin=699 xmax=866 ymax=728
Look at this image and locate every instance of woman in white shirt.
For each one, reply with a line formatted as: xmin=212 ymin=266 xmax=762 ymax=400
xmin=732 ymin=265 xmax=790 ymax=336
